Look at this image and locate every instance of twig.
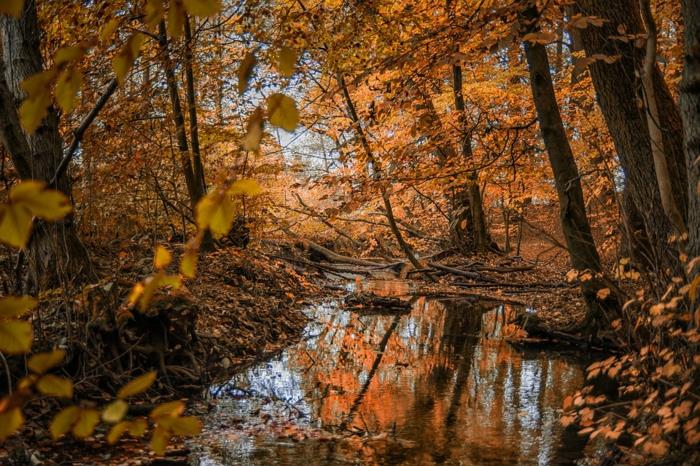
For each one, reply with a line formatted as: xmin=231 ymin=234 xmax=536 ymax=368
xmin=0 ymin=351 xmax=11 ymax=394
xmin=50 ymin=78 xmax=119 ymax=187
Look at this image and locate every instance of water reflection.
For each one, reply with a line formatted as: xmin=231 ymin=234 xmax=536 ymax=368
xmin=197 ymin=281 xmax=585 ymax=465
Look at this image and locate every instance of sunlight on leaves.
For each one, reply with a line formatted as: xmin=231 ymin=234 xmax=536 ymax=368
xmin=196 ymin=192 xmax=236 ymax=239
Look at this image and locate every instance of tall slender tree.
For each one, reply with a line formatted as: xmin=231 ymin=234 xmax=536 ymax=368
xmin=520 ymin=3 xmax=615 ymax=335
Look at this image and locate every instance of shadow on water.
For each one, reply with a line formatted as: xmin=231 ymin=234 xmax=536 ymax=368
xmin=194 ymin=279 xmax=588 ymax=465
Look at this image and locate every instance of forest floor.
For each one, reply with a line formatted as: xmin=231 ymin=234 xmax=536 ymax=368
xmin=0 ymin=233 xmax=587 ymax=465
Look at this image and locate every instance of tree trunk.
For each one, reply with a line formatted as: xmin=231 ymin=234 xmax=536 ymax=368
xmin=638 ymin=0 xmax=687 ymax=236
xmin=681 ymin=0 xmax=700 ymax=261
xmin=521 ymin=4 xmax=615 ymax=336
xmin=183 ymin=15 xmax=206 ymax=194
xmin=157 ymin=21 xmax=203 ymax=211
xmin=337 ymin=73 xmax=425 ymax=272
xmin=452 ymin=64 xmax=490 ymax=253
xmin=574 ymin=0 xmax=687 ymax=274
xmin=0 ymin=0 xmax=90 ymax=289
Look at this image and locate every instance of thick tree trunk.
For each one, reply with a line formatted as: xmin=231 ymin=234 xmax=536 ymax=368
xmin=452 ymin=64 xmax=490 ymax=253
xmin=681 ymin=0 xmax=700 ymax=261
xmin=521 ymin=4 xmax=615 ymax=336
xmin=639 ymin=0 xmax=687 ymax=236
xmin=0 ymin=0 xmax=90 ymax=289
xmin=574 ymin=0 xmax=687 ymax=274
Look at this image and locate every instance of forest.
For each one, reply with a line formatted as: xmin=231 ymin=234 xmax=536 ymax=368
xmin=0 ymin=0 xmax=699 ymax=464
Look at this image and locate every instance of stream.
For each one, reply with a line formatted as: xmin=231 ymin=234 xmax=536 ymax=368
xmin=192 ymin=279 xmax=588 ymax=465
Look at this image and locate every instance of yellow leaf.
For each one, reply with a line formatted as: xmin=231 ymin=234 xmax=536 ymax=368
xmin=100 ymin=18 xmax=120 ymax=42
xmin=523 ymin=31 xmax=557 ymax=45
xmin=167 ymin=1 xmax=185 ymax=38
xmin=150 ymin=401 xmax=184 ymax=419
xmin=10 ymin=180 xmax=72 ymax=220
xmin=0 ymin=408 xmax=24 ymax=441
xmin=36 ymin=374 xmax=73 ymax=398
xmin=596 ymin=288 xmax=611 ymax=300
xmin=145 ymin=0 xmax=164 ymax=26
xmin=136 ymin=272 xmax=180 ymax=311
xmin=689 ymin=275 xmax=700 ymax=303
xmin=195 ymin=192 xmax=236 ymax=239
xmin=154 ymin=245 xmax=172 ymax=269
xmin=242 ymin=107 xmax=264 ymax=152
xmin=20 ymin=70 xmax=55 ymax=97
xmin=0 ymin=204 xmax=32 ymax=248
xmin=107 ymin=420 xmax=129 ymax=444
xmin=19 ymin=91 xmax=51 ymax=134
xmin=150 ymin=425 xmax=169 ymax=455
xmin=55 ymin=68 xmax=82 ymax=113
xmin=72 ymin=408 xmax=100 ymax=438
xmin=238 ymin=50 xmax=256 ymax=94
xmin=228 ymin=179 xmax=261 ymax=197
xmin=267 ymin=93 xmax=299 ymax=132
xmin=51 ymin=406 xmax=80 ymax=439
xmin=0 ymin=320 xmax=32 ymax=354
xmin=54 ymin=46 xmax=84 ymax=66
xmin=117 ymin=371 xmax=157 ymax=399
xmin=183 ymin=0 xmax=221 ymax=16
xmin=107 ymin=418 xmax=147 ymax=444
xmin=276 ymin=46 xmax=297 ymax=77
xmin=0 ymin=0 xmax=24 ymax=17
xmin=128 ymin=282 xmax=145 ymax=307
xmin=0 ymin=296 xmax=37 ymax=318
xmin=112 ymin=33 xmax=145 ymax=85
xmin=128 ymin=417 xmax=148 ymax=436
xmin=180 ymin=249 xmax=197 ymax=278
xmin=28 ymin=349 xmax=65 ymax=374
xmin=102 ymin=399 xmax=128 ymax=423
xmin=158 ymin=416 xmax=202 ymax=436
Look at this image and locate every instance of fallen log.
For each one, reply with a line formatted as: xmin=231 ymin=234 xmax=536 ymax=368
xmin=284 ymin=228 xmax=386 ymax=267
xmin=428 ymin=262 xmax=485 ymax=281
xmin=344 ymin=292 xmax=412 ymax=312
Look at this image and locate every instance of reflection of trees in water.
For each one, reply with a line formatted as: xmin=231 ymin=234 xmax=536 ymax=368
xmin=275 ymin=295 xmax=586 ymax=465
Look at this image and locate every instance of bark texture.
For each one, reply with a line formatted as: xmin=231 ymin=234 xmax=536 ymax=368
xmin=521 ymin=5 xmax=613 ymax=335
xmin=574 ymin=0 xmax=687 ymax=273
xmin=0 ymin=0 xmax=90 ymax=289
xmin=158 ymin=21 xmax=205 ymax=211
xmin=451 ymin=64 xmax=490 ymax=253
xmin=681 ymin=0 xmax=700 ymax=260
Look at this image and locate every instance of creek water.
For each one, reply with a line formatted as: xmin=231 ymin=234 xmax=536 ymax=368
xmin=193 ymin=279 xmax=587 ymax=465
